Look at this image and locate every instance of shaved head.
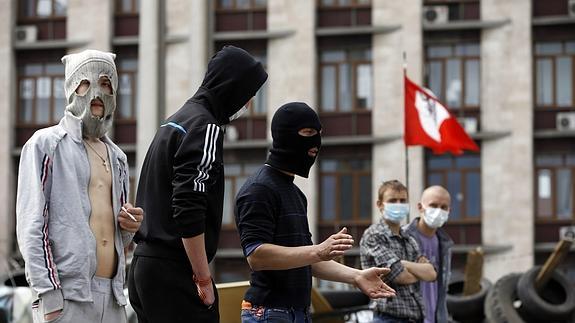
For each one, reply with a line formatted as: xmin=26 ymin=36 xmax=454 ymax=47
xmin=420 ymin=185 xmax=451 ymax=211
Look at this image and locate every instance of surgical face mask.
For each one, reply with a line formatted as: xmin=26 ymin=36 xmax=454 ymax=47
xmin=229 ymin=105 xmax=248 ymax=122
xmin=422 ymin=207 xmax=449 ymax=228
xmin=382 ymin=203 xmax=410 ymax=223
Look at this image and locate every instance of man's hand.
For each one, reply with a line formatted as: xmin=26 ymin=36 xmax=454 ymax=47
xmin=119 ymin=203 xmax=143 ymax=233
xmin=194 ymin=276 xmax=215 ymax=308
xmin=44 ymin=309 xmax=63 ymax=321
xmin=417 ymin=256 xmax=430 ymax=263
xmin=315 ymin=227 xmax=354 ymax=261
xmin=354 ymin=267 xmax=396 ymax=299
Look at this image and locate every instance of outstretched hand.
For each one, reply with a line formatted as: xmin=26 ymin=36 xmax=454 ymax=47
xmin=354 ymin=267 xmax=396 ymax=299
xmin=315 ymin=227 xmax=354 ymax=261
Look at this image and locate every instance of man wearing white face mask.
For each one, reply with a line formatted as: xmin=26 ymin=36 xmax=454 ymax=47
xmin=404 ymin=186 xmax=454 ymax=323
xmin=361 ymin=180 xmax=437 ymax=323
xmin=128 ymin=45 xmax=267 ymax=323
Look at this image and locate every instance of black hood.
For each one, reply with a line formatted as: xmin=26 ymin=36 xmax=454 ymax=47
xmin=192 ymin=45 xmax=268 ymax=125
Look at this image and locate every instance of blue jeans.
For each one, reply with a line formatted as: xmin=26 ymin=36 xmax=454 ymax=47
xmin=372 ymin=312 xmax=422 ymax=323
xmin=241 ymin=307 xmax=311 ymax=323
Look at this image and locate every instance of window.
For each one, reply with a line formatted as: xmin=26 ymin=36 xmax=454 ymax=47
xmin=244 ymin=53 xmax=267 ymax=117
xmin=423 ymin=0 xmax=480 ymax=21
xmin=319 ymin=158 xmax=372 ymax=224
xmin=426 ymin=152 xmax=481 ymax=221
xmin=215 ymin=0 xmax=267 ymax=31
xmin=18 ymin=62 xmax=65 ymax=127
xmin=535 ymin=153 xmax=575 ymax=221
xmin=317 ymin=0 xmax=371 ymax=27
xmin=319 ymin=48 xmax=372 ymax=112
xmin=19 ymin=0 xmax=67 ymax=18
xmin=115 ymin=0 xmax=140 ymax=36
xmin=117 ymin=0 xmax=140 ymax=14
xmin=18 ymin=0 xmax=67 ymax=40
xmin=534 ymin=41 xmax=575 ymax=108
xmin=425 ymin=43 xmax=480 ymax=112
xmin=116 ymin=57 xmax=138 ymax=121
xmin=318 ymin=0 xmax=371 ymax=7
xmin=222 ymin=162 xmax=262 ymax=228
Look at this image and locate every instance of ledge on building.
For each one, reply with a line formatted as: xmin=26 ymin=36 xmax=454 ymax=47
xmin=535 ymin=242 xmax=575 ymax=253
xmin=423 ymin=19 xmax=510 ymax=31
xmin=117 ymin=143 xmax=136 ymax=153
xmin=322 ymin=135 xmax=402 ymax=146
xmin=112 ymin=36 xmax=139 ymax=46
xmin=315 ymin=25 xmax=401 ymax=37
xmin=223 ymin=139 xmax=269 ymax=150
xmin=165 ymin=34 xmax=189 ymax=44
xmin=532 ymin=15 xmax=575 ymax=26
xmin=534 ymin=129 xmax=575 ymax=139
xmin=213 ymin=29 xmax=294 ymax=41
xmin=469 ymin=130 xmax=511 ymax=140
xmin=14 ymin=39 xmax=89 ymax=50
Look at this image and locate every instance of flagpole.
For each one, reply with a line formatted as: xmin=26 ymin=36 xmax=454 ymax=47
xmin=403 ymin=51 xmax=411 ymax=224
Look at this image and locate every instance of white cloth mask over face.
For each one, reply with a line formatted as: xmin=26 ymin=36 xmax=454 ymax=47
xmin=423 ymin=207 xmax=449 ymax=229
xmin=61 ymin=50 xmax=118 ymax=138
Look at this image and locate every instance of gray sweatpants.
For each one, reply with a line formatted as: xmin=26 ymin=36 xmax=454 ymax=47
xmin=33 ymin=277 xmax=127 ymax=323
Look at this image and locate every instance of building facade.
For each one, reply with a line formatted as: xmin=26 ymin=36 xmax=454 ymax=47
xmin=1 ymin=0 xmax=574 ymax=283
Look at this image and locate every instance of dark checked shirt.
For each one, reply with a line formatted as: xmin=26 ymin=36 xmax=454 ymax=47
xmin=360 ymin=217 xmax=425 ymax=321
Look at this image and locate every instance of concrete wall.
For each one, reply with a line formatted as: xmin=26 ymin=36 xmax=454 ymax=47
xmin=0 ymin=0 xmax=15 ymax=270
xmin=481 ymin=0 xmax=534 ymax=280
xmin=67 ymin=0 xmax=113 ymax=52
xmin=372 ymin=0 xmax=424 ymax=222
xmin=267 ymin=0 xmax=319 ymax=240
xmin=136 ymin=0 xmax=161 ymax=176
xmin=164 ymin=0 xmax=193 ymax=118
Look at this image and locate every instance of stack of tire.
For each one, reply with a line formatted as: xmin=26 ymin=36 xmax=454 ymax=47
xmin=484 ymin=266 xmax=575 ymax=323
xmin=447 ymin=273 xmax=492 ymax=323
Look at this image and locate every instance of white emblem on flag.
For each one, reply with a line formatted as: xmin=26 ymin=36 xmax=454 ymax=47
xmin=414 ymin=90 xmax=450 ymax=142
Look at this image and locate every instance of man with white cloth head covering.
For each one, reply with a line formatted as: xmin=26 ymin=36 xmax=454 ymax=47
xmin=16 ymin=49 xmax=143 ymax=323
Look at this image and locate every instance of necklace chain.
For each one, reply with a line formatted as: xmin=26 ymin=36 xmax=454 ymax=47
xmin=84 ymin=140 xmax=110 ymax=172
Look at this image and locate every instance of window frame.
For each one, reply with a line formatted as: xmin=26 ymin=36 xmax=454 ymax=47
xmin=317 ymin=0 xmax=372 ymax=9
xmin=425 ymin=152 xmax=482 ymax=223
xmin=534 ymin=153 xmax=575 ymax=223
xmin=424 ymin=42 xmax=481 ymax=114
xmin=116 ymin=0 xmax=140 ymax=15
xmin=216 ymin=0 xmax=267 ymax=11
xmin=16 ymin=63 xmax=65 ymax=127
xmin=318 ymin=156 xmax=373 ymax=226
xmin=318 ymin=47 xmax=373 ymax=114
xmin=533 ymin=41 xmax=575 ymax=110
xmin=18 ymin=0 xmax=67 ymax=20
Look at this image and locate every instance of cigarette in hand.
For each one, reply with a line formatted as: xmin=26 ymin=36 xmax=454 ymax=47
xmin=121 ymin=206 xmax=138 ymax=222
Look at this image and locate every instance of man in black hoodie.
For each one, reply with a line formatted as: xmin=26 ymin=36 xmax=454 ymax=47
xmin=235 ymin=102 xmax=396 ymax=323
xmin=128 ymin=46 xmax=267 ymax=323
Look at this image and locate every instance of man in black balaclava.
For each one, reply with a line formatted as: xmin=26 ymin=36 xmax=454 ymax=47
xmin=235 ymin=102 xmax=396 ymax=323
xmin=128 ymin=46 xmax=267 ymax=323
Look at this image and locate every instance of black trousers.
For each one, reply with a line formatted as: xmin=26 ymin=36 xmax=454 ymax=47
xmin=128 ymin=255 xmax=219 ymax=323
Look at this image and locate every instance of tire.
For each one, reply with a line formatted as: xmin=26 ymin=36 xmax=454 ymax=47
xmin=447 ymin=275 xmax=492 ymax=320
xmin=516 ymin=266 xmax=575 ymax=321
xmin=484 ymin=273 xmax=526 ymax=323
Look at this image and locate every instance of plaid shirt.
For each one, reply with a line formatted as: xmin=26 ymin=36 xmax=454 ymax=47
xmin=360 ymin=217 xmax=425 ymax=321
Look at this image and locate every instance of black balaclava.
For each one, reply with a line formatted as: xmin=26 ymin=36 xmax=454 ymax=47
xmin=265 ymin=102 xmax=322 ymax=178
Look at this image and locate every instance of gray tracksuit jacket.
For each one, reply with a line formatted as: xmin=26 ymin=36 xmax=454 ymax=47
xmin=16 ymin=112 xmax=132 ymax=314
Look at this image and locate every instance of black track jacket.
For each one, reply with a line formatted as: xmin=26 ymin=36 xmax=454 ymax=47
xmin=134 ymin=46 xmax=268 ymax=263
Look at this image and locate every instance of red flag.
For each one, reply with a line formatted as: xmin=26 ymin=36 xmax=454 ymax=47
xmin=404 ymin=75 xmax=479 ymax=155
